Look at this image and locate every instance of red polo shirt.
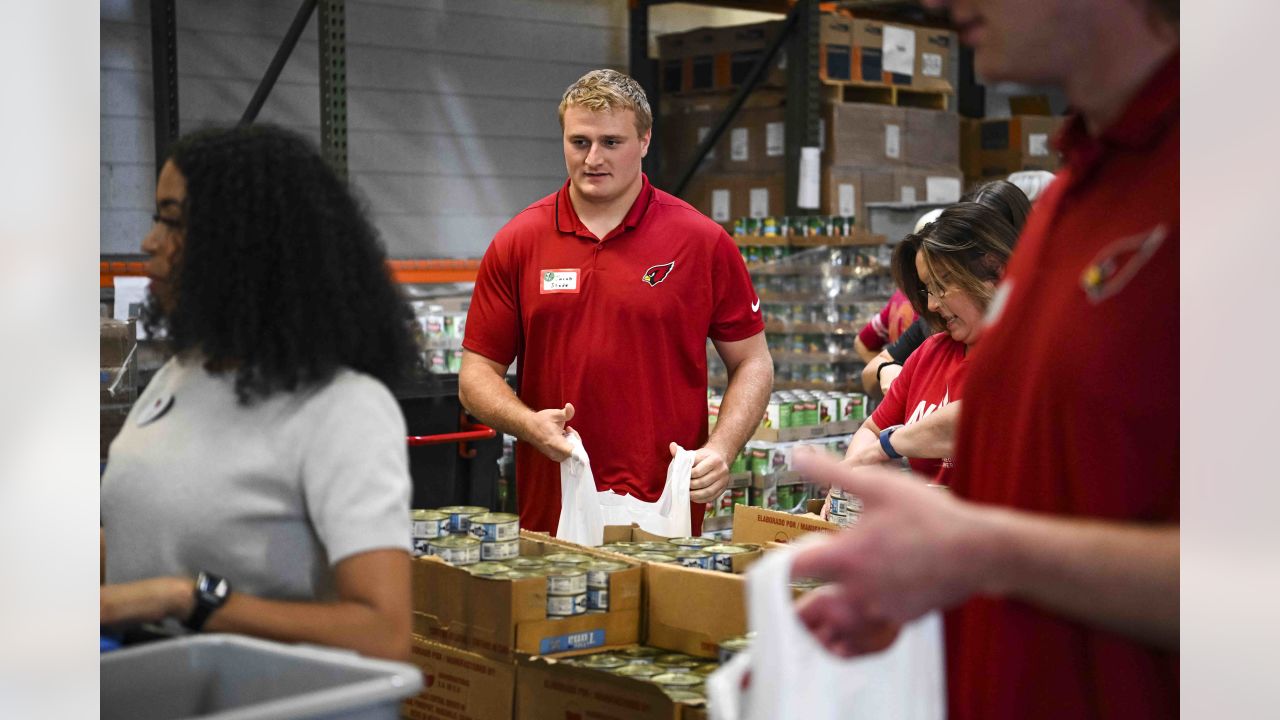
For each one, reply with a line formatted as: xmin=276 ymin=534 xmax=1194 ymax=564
xmin=464 ymin=174 xmax=764 ymax=535
xmin=946 ymin=54 xmax=1179 ymax=719
xmin=869 ymin=333 xmax=967 ymax=479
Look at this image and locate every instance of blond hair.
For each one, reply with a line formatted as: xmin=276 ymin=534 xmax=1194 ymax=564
xmin=558 ymin=69 xmax=652 ymax=137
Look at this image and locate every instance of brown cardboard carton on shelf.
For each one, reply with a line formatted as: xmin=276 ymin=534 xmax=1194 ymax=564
xmin=695 ymin=173 xmax=785 ymax=225
xmin=913 ymin=26 xmax=956 ymax=92
xmin=400 ymin=634 xmax=516 ymax=720
xmin=603 ymin=524 xmax=762 ymax=575
xmin=721 ymin=106 xmax=787 ymax=175
xmin=977 ymin=115 xmax=1066 ymax=175
xmin=850 ymin=17 xmax=917 ymax=86
xmin=819 ymin=13 xmax=854 ymax=83
xmin=903 ymin=106 xmax=960 ymax=169
xmin=819 ymin=165 xmax=896 ymax=227
xmin=892 ymin=166 xmax=964 ymax=205
xmin=731 ymin=505 xmax=837 ymax=546
xmin=824 ymin=103 xmax=908 ymax=167
xmin=411 ymin=530 xmax=643 ymax=661
xmin=724 ymin=20 xmax=788 ymax=89
xmin=960 ymin=117 xmax=983 ymax=180
xmin=658 ymin=110 xmax=726 ymax=178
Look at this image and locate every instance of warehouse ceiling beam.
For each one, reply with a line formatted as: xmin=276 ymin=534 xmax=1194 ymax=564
xmin=149 ymin=0 xmax=179 ymax=178
xmin=671 ymin=1 xmax=804 ymax=199
xmin=239 ymin=0 xmax=318 ymax=126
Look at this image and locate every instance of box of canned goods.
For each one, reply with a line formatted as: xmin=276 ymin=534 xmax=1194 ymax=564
xmin=468 ymin=512 xmax=520 ymax=542
xmin=437 ymin=505 xmax=489 ymax=534
xmin=547 ymin=592 xmax=588 ymax=617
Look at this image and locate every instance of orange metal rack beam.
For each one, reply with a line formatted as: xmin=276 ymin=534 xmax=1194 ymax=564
xmin=101 ymin=259 xmax=481 ymax=288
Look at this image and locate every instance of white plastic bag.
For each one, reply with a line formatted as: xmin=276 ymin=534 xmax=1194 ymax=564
xmin=706 ymin=542 xmax=947 ymax=720
xmin=555 ymin=432 xmax=695 ymax=545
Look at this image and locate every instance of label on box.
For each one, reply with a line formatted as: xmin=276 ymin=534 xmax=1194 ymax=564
xmin=798 ymin=146 xmax=821 ymax=210
xmin=749 ymin=188 xmax=770 ymax=218
xmin=901 ymin=186 xmax=918 ymax=203
xmin=885 ymin=124 xmax=901 ymax=159
xmin=837 ymin=184 xmax=856 ymax=217
xmin=926 ymin=176 xmax=962 ymax=203
xmin=697 ymin=126 xmax=715 ymax=160
xmin=882 ymin=25 xmax=916 ymax=76
xmin=922 ymin=52 xmax=943 ymax=77
xmin=766 ymin=122 xmax=785 ymax=157
xmin=712 ymin=189 xmax=731 ymax=222
xmin=731 ymin=127 xmax=750 ymax=162
xmin=538 ymin=628 xmax=605 ymax=655
xmin=1028 ymin=133 xmax=1050 ymax=157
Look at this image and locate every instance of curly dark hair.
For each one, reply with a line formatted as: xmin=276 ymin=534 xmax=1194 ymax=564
xmin=142 ymin=124 xmax=416 ymax=404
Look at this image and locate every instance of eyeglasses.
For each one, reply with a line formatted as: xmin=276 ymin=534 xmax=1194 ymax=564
xmin=919 ymin=282 xmax=954 ymax=302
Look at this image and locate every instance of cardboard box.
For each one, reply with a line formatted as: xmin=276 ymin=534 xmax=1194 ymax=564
xmin=693 ymin=172 xmax=785 ymax=224
xmin=976 ymin=115 xmax=1066 ymax=175
xmin=849 ymin=17 xmax=916 ymax=86
xmin=603 ymin=525 xmax=762 ymax=576
xmin=655 ymin=21 xmax=786 ymax=94
xmin=643 ymin=561 xmax=748 ymax=658
xmin=824 ymin=103 xmax=906 ymax=167
xmin=819 ymin=165 xmax=896 ymax=225
xmin=722 ymin=106 xmax=787 ymax=174
xmin=819 ymin=13 xmax=854 ymax=82
xmin=892 ymin=166 xmax=964 ymax=205
xmin=731 ymin=505 xmax=837 ymax=546
xmin=903 ymin=106 xmax=959 ymax=168
xmin=411 ymin=531 xmax=643 ymax=661
xmin=913 ymin=26 xmax=955 ymax=92
xmin=960 ymin=117 xmax=982 ymax=180
xmin=401 ymin=634 xmax=516 ymax=720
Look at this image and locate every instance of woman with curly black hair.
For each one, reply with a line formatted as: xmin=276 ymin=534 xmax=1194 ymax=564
xmin=100 ymin=125 xmax=417 ymax=660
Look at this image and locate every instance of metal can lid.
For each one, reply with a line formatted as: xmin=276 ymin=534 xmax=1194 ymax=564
xmin=705 ymin=544 xmax=749 ymax=555
xmin=673 ymin=549 xmax=710 ymax=559
xmin=468 ymin=562 xmax=511 ymax=576
xmin=545 ymin=566 xmax=586 ymax=579
xmin=578 ymin=654 xmax=627 ymax=669
xmin=601 ymin=544 xmax=642 ymax=555
xmin=431 ymin=535 xmax=481 ymax=548
xmin=502 ymin=556 xmax=546 ymax=568
xmin=653 ymin=672 xmax=704 ymax=688
xmin=692 ymin=663 xmax=720 ymax=676
xmin=543 ymin=553 xmax=593 ymax=565
xmin=636 ymin=542 xmax=679 ymax=553
xmin=470 ymin=512 xmax=519 ymax=525
xmin=664 ymin=688 xmax=705 ymax=702
xmin=719 ymin=635 xmax=752 ymax=652
xmin=411 ymin=509 xmax=447 ymax=521
xmin=613 ymin=663 xmax=664 ymax=678
xmin=437 ymin=505 xmax=489 ymax=515
xmin=620 ymin=645 xmax=665 ymax=659
xmin=669 ymin=537 xmax=716 ymax=548
xmin=503 ymin=570 xmax=544 ymax=581
xmin=632 ymin=552 xmax=676 ymax=564
xmin=585 ymin=560 xmax=628 ymax=573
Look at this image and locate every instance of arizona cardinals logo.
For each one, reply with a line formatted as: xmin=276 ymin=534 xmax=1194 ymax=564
xmin=1080 ymin=224 xmax=1167 ymax=304
xmin=641 ymin=261 xmax=675 ymax=287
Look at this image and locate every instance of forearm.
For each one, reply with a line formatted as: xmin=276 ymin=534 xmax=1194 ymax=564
xmin=973 ymin=509 xmax=1179 ymax=649
xmin=842 ymin=424 xmax=881 ymax=463
xmin=206 ymin=594 xmax=411 ymax=661
xmin=458 ymin=360 xmax=536 ymax=441
xmin=861 ymin=356 xmax=887 ymax=401
xmin=707 ymin=354 xmax=772 ymax=458
xmin=885 ymin=402 xmax=958 ymax=459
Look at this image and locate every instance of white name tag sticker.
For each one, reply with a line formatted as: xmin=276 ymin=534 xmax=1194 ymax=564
xmin=540 ymin=268 xmax=580 ymax=294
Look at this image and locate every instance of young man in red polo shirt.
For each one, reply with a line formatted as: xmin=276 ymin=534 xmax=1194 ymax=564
xmin=459 ymin=69 xmax=773 ymax=536
xmin=789 ymin=0 xmax=1179 ymax=718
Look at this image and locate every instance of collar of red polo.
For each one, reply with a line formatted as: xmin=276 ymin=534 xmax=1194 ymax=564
xmin=1056 ymin=50 xmax=1179 ymax=167
xmin=555 ymin=173 xmax=655 ymax=242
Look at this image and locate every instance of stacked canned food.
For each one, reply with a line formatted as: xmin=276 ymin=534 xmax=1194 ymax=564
xmin=761 ymin=391 xmax=866 ymax=429
xmin=732 ymin=215 xmax=858 ymax=241
xmin=562 ymin=645 xmax=730 ymax=703
xmin=411 ymin=302 xmax=468 ymax=374
xmin=411 ymin=505 xmax=501 ymax=562
xmin=827 ymin=487 xmax=862 ymax=527
xmin=602 ymin=538 xmax=758 ymax=574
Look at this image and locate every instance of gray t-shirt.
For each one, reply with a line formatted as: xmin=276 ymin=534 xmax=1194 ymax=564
xmin=101 ymin=354 xmax=411 ymax=601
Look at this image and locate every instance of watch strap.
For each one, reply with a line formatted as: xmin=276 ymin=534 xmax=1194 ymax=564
xmin=186 ymin=571 xmax=231 ymax=632
xmin=879 ymin=425 xmax=905 ymax=460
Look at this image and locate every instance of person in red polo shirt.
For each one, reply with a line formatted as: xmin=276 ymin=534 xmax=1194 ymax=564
xmin=788 ymin=0 xmax=1179 ymax=718
xmin=459 ymin=69 xmax=773 ymax=536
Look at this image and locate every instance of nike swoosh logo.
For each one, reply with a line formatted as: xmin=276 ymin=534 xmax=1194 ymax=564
xmin=751 ymin=297 xmax=761 ymax=313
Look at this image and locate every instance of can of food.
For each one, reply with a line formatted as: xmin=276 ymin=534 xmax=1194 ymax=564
xmin=705 ymin=544 xmax=751 ymax=573
xmin=546 ymin=567 xmax=588 ymax=595
xmin=619 ymin=646 xmax=664 ymax=663
xmin=600 ymin=543 xmax=641 ymax=556
xmin=543 ymin=552 xmax=593 ymax=566
xmin=481 ymin=539 xmax=520 ymax=561
xmin=669 ymin=537 xmax=716 ymax=550
xmin=585 ymin=560 xmax=628 ymax=588
xmin=411 ymin=509 xmax=449 ymax=544
xmin=673 ymin=549 xmax=712 ymax=570
xmin=467 ymin=561 xmax=510 ymax=577
xmin=467 ymin=512 xmax=520 ymax=542
xmin=665 ymin=688 xmax=705 ymax=702
xmin=586 ymin=587 xmax=609 ymax=612
xmin=578 ymin=653 xmax=627 ymax=670
xmin=693 ymin=663 xmax=720 ymax=676
xmin=632 ymin=552 xmax=677 ymax=564
xmin=613 ymin=663 xmax=664 ymax=679
xmin=718 ymin=635 xmax=753 ymax=664
xmin=656 ymin=655 xmax=703 ymax=672
xmin=502 ymin=556 xmax=547 ymax=570
xmin=841 ymin=393 xmax=867 ymax=422
xmin=547 ymin=592 xmax=588 ymax=617
xmin=653 ymin=672 xmax=704 ymax=690
xmin=731 ymin=487 xmax=748 ymax=507
xmin=635 ymin=542 xmax=678 ymax=554
xmin=438 ymin=505 xmax=488 ymax=534
xmin=504 ymin=570 xmax=545 ymax=581
xmin=429 ymin=535 xmax=481 ymax=566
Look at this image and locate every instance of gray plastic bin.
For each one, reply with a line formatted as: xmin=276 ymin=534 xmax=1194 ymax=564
xmin=865 ymin=201 xmax=952 ymax=245
xmin=101 ymin=634 xmax=422 ymax=720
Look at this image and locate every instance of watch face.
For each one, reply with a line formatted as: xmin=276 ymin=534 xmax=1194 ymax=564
xmin=197 ymin=573 xmax=230 ymax=603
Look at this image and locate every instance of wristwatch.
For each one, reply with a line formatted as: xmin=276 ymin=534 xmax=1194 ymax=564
xmin=185 ymin=571 xmax=232 ymax=631
xmin=878 ymin=425 xmax=905 ymax=460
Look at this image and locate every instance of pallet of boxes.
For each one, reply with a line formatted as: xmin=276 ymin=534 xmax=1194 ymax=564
xmin=404 ymin=496 xmax=850 ymax=718
xmin=961 ymin=96 xmax=1067 ymax=191
xmin=659 ymin=11 xmax=964 ymax=237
